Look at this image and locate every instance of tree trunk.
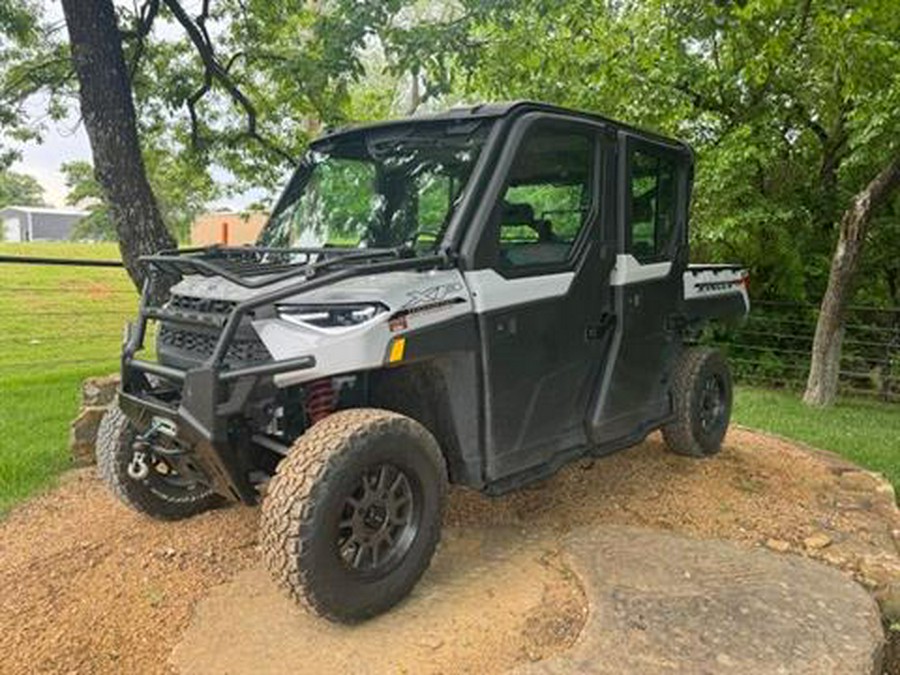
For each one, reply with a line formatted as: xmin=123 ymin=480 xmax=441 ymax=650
xmin=803 ymin=154 xmax=900 ymax=406
xmin=61 ymin=0 xmax=175 ymax=294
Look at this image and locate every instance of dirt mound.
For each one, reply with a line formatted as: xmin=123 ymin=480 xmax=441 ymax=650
xmin=171 ymin=528 xmax=585 ymax=674
xmin=1 ymin=428 xmax=897 ymax=674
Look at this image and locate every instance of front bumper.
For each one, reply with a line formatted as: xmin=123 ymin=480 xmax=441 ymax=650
xmin=119 ymin=355 xmax=316 ymax=503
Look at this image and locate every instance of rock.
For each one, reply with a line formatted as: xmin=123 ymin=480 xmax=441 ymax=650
xmin=418 ymin=637 xmax=444 ymax=650
xmin=82 ymin=374 xmax=120 ymax=408
xmin=858 ymin=554 xmax=900 ymax=589
xmin=518 ymin=526 xmax=884 ymax=675
xmin=803 ymin=532 xmax=832 ymax=550
xmin=765 ymin=538 xmax=791 ymax=553
xmin=836 ymin=496 xmax=875 ymax=512
xmin=69 ymin=374 xmax=120 ymax=465
xmin=875 ymin=583 xmax=900 ymax=624
xmin=872 ymin=481 xmax=898 ymax=507
xmin=840 ymin=472 xmax=882 ymax=494
xmin=69 ymin=406 xmax=108 ymax=465
xmin=157 ymin=547 xmax=177 ymax=560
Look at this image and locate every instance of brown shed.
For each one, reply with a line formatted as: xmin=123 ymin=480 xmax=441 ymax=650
xmin=191 ymin=211 xmax=269 ymax=246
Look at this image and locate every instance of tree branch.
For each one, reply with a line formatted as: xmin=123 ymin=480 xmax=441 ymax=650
xmin=123 ymin=0 xmax=160 ymax=79
xmin=223 ymin=51 xmax=245 ymax=74
xmin=0 ymin=56 xmax=73 ymax=103
xmin=162 ymin=0 xmax=299 ymax=167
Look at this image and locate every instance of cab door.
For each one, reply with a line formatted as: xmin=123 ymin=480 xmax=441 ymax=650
xmin=461 ymin=114 xmax=616 ymax=482
xmin=588 ymin=132 xmax=692 ymax=446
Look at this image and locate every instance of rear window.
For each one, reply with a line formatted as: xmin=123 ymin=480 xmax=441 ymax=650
xmin=628 ymin=149 xmax=677 ymax=263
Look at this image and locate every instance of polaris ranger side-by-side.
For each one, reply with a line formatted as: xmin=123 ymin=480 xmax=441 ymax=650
xmin=98 ymin=101 xmax=749 ymax=623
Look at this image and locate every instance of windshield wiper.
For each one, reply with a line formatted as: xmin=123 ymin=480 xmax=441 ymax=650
xmin=303 ymin=246 xmax=412 ymax=278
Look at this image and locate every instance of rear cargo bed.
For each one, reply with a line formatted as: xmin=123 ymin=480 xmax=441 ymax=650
xmin=683 ymin=264 xmax=749 ymax=321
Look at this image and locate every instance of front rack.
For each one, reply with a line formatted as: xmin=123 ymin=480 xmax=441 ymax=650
xmin=142 ymin=245 xmax=410 ymax=289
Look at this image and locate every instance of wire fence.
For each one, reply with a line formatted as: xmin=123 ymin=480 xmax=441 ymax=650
xmin=706 ymin=300 xmax=900 ymax=402
xmin=1 ymin=256 xmax=898 ymax=402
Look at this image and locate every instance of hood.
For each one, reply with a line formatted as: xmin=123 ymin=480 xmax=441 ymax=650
xmin=169 ymin=268 xmax=470 ymax=313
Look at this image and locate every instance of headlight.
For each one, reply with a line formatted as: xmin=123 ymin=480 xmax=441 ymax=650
xmin=276 ymin=303 xmax=387 ymax=329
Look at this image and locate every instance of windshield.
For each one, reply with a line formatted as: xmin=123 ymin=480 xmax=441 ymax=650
xmin=258 ymin=120 xmax=493 ymax=252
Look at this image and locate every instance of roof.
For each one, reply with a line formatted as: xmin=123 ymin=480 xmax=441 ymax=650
xmin=315 ymin=100 xmax=690 ymax=152
xmin=0 ymin=205 xmax=89 ymax=217
xmin=195 ymin=210 xmax=269 ymax=218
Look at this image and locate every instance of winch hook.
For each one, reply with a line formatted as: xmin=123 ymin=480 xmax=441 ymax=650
xmin=127 ymin=442 xmax=150 ymax=481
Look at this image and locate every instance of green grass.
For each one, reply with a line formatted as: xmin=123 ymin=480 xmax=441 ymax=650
xmin=0 ymin=242 xmax=138 ymax=514
xmin=734 ymin=386 xmax=900 ymax=490
xmin=0 ymin=241 xmax=136 ymax=371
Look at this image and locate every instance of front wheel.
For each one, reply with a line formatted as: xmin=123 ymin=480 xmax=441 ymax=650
xmin=662 ymin=347 xmax=733 ymax=457
xmin=261 ymin=408 xmax=447 ymax=624
xmin=96 ymin=406 xmax=223 ymax=520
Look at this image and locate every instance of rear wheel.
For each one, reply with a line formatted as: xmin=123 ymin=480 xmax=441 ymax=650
xmin=662 ymin=347 xmax=732 ymax=457
xmin=261 ymin=408 xmax=447 ymax=624
xmin=96 ymin=406 xmax=223 ymax=520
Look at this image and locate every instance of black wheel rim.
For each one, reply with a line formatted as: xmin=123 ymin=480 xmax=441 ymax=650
xmin=337 ymin=463 xmax=418 ymax=574
xmin=698 ymin=374 xmax=727 ymax=433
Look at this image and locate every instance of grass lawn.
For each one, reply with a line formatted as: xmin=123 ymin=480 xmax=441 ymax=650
xmin=0 ymin=242 xmax=138 ymax=514
xmin=733 ymin=386 xmax=900 ymax=490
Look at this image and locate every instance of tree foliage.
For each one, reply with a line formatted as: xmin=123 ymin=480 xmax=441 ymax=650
xmin=2 ymin=0 xmax=438 ymax=211
xmin=0 ymin=169 xmax=44 ymax=208
xmin=62 ymin=154 xmax=215 ymax=243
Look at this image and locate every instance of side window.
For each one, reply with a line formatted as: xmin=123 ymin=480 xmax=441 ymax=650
xmin=495 ymin=126 xmax=594 ymax=270
xmin=628 ymin=149 xmax=677 ymax=262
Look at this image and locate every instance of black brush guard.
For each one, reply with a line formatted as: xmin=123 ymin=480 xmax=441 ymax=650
xmin=119 ymin=245 xmax=446 ymax=503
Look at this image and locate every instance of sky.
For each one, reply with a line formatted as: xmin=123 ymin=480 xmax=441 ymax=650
xmin=9 ymin=0 xmax=263 ymax=211
xmin=12 ymin=100 xmax=88 ymax=208
xmin=11 ymin=99 xmax=267 ymax=211
xmin=11 ymin=2 xmax=96 ymax=207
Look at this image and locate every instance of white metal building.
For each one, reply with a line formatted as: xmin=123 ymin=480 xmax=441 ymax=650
xmin=0 ymin=206 xmax=89 ymax=242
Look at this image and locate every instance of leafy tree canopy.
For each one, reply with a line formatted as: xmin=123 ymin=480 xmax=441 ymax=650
xmin=0 ymin=169 xmax=44 ymax=208
xmin=62 ymin=154 xmax=215 ymax=243
xmin=1 ymin=0 xmax=441 ymax=208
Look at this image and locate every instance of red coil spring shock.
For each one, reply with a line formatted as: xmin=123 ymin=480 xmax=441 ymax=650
xmin=305 ymin=378 xmax=336 ymax=424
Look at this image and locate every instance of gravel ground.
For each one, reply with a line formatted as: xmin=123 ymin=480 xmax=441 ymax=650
xmin=1 ymin=427 xmax=898 ymax=674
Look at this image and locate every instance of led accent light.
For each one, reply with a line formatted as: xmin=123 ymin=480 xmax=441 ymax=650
xmin=277 ymin=303 xmax=386 ymax=329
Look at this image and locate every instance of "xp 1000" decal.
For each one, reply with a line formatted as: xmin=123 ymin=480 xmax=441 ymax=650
xmin=401 ymin=282 xmax=465 ymax=309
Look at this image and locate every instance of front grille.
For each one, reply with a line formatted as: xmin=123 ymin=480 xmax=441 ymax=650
xmin=168 ymin=295 xmax=237 ymax=315
xmin=158 ymin=325 xmax=272 ymax=364
xmin=157 ymin=294 xmax=271 ymax=366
